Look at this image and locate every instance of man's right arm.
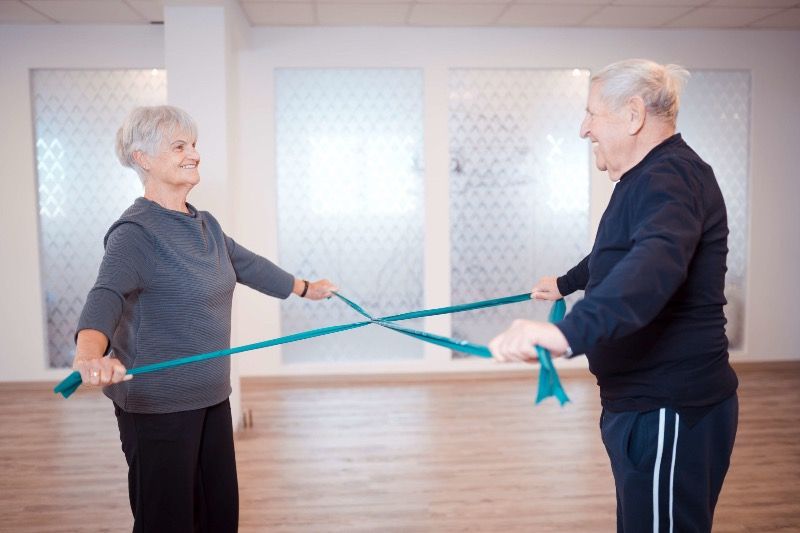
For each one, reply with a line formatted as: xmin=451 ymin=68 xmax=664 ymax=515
xmin=556 ymin=254 xmax=591 ymax=296
xmin=531 ymin=254 xmax=590 ymax=301
xmin=529 ymin=255 xmax=589 ymax=359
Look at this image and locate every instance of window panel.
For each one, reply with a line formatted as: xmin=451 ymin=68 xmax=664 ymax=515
xmin=33 ymin=69 xmax=166 ymax=367
xmin=679 ymin=70 xmax=750 ymax=349
xmin=276 ymin=69 xmax=425 ymax=363
xmin=449 ymin=69 xmax=591 ymax=353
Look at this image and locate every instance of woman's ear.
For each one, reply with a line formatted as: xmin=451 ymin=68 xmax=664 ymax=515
xmin=132 ymin=150 xmax=151 ymax=172
xmin=627 ymin=96 xmax=646 ymax=136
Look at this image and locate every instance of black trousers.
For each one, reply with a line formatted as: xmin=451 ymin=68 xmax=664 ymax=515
xmin=114 ymin=399 xmax=239 ymax=533
xmin=600 ymin=394 xmax=738 ymax=533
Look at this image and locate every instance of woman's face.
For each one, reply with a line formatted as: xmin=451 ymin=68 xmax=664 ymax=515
xmin=145 ymin=129 xmax=200 ymax=189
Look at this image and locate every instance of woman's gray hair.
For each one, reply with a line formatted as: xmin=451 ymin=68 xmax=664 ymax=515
xmin=592 ymin=59 xmax=690 ymax=125
xmin=115 ymin=105 xmax=198 ymax=182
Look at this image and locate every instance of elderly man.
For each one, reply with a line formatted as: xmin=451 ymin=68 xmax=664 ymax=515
xmin=490 ymin=59 xmax=738 ymax=532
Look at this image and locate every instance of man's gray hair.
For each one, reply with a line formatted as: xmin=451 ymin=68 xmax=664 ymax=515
xmin=115 ymin=105 xmax=198 ymax=182
xmin=592 ymin=59 xmax=690 ymax=124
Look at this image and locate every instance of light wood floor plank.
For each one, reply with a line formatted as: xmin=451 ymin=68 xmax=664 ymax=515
xmin=0 ymin=362 xmax=797 ymax=532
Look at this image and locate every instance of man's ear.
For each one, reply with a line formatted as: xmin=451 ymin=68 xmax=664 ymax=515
xmin=132 ymin=150 xmax=150 ymax=172
xmin=627 ymin=96 xmax=646 ymax=135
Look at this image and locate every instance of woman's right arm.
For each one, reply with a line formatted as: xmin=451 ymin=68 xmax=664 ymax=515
xmin=73 ymin=329 xmax=131 ymax=386
xmin=73 ymin=222 xmax=155 ymax=387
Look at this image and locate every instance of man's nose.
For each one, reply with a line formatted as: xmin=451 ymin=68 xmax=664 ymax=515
xmin=579 ymin=118 xmax=589 ymax=139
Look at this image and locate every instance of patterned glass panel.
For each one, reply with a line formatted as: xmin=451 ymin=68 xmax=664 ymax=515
xmin=33 ymin=69 xmax=167 ymax=367
xmin=276 ymin=69 xmax=425 ymax=363
xmin=679 ymin=70 xmax=750 ymax=349
xmin=449 ymin=69 xmax=591 ymax=354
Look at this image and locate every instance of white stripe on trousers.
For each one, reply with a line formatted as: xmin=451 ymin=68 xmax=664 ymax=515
xmin=653 ymin=409 xmax=680 ymax=533
xmin=669 ymin=414 xmax=680 ymax=533
xmin=653 ymin=409 xmax=666 ymax=533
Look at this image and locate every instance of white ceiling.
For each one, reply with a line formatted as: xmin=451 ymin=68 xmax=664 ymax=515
xmin=1 ymin=0 xmax=799 ymax=28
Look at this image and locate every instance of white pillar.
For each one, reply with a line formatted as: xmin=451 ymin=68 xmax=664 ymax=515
xmin=423 ymin=66 xmax=452 ymax=365
xmin=164 ymin=0 xmax=248 ymax=429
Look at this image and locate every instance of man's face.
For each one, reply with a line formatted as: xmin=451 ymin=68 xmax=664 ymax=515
xmin=580 ymin=82 xmax=631 ymax=182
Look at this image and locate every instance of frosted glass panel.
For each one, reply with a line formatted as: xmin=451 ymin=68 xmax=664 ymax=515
xmin=33 ymin=69 xmax=167 ymax=367
xmin=276 ymin=69 xmax=425 ymax=363
xmin=679 ymin=71 xmax=749 ymax=349
xmin=449 ymin=69 xmax=591 ymax=353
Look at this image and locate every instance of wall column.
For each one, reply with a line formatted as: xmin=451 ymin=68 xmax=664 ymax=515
xmin=164 ymin=0 xmax=247 ymax=429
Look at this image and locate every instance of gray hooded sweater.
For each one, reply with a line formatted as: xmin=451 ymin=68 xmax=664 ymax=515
xmin=77 ymin=197 xmax=294 ymax=413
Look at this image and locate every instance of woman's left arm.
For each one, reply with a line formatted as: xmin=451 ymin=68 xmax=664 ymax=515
xmin=291 ymin=278 xmax=338 ymax=300
xmin=224 ymin=234 xmax=337 ymax=299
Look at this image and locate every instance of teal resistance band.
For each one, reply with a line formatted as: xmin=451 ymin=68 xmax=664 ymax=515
xmin=54 ymin=293 xmax=570 ymax=405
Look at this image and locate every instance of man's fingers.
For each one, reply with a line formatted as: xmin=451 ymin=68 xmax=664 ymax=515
xmin=513 ymin=339 xmax=537 ymax=360
xmin=489 ymin=336 xmax=507 ymax=362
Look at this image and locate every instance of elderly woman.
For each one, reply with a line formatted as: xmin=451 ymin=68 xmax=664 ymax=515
xmin=72 ymin=105 xmax=336 ymax=532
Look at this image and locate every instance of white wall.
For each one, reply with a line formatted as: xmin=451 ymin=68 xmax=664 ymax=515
xmin=0 ymin=25 xmax=165 ymax=382
xmin=1 ymin=23 xmax=798 ymax=382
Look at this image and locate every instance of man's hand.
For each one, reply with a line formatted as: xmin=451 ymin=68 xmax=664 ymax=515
xmin=531 ymin=276 xmax=562 ymax=301
xmin=489 ymin=320 xmax=569 ymax=363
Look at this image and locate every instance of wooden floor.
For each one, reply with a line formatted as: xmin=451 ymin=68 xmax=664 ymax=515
xmin=0 ymin=362 xmax=798 ymax=532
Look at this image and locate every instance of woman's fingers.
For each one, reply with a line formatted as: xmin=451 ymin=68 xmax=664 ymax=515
xmin=111 ymin=362 xmax=132 ymax=383
xmin=74 ymin=360 xmax=100 ymax=385
xmin=90 ymin=365 xmax=101 ymax=385
xmin=99 ymin=365 xmax=112 ymax=385
xmin=74 ymin=357 xmax=131 ymax=386
xmin=306 ymin=279 xmax=338 ymax=300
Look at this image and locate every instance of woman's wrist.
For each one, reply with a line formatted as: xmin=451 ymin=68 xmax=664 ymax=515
xmin=293 ymin=278 xmax=309 ymax=297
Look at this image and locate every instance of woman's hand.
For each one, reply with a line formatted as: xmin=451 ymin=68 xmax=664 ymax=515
xmin=294 ymin=278 xmax=339 ymax=300
xmin=73 ymin=329 xmax=132 ymax=386
xmin=488 ymin=320 xmax=569 ymax=363
xmin=531 ymin=276 xmax=562 ymax=301
xmin=73 ymin=356 xmax=132 ymax=386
